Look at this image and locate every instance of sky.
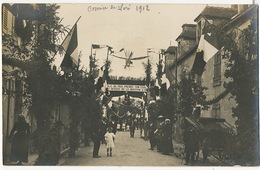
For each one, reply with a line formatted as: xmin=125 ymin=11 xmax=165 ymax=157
xmin=55 ymin=3 xmax=231 ymax=78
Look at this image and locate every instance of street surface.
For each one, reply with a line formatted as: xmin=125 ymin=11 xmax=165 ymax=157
xmin=59 ymin=131 xmax=183 ymax=166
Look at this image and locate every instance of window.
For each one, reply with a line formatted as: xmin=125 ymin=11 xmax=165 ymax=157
xmin=213 ymin=52 xmax=221 ymax=86
xmin=3 ymin=6 xmax=8 ymax=31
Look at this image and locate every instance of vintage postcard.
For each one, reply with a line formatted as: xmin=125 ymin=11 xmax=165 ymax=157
xmin=2 ymin=1 xmax=259 ymax=167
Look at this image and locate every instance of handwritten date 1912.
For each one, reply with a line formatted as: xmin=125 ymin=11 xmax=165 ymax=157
xmin=136 ymin=5 xmax=150 ymax=13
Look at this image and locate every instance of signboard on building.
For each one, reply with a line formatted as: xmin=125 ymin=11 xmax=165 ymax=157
xmin=108 ymin=84 xmax=147 ymax=92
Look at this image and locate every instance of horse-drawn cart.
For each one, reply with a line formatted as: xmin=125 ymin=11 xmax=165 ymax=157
xmin=184 ymin=116 xmax=236 ymax=163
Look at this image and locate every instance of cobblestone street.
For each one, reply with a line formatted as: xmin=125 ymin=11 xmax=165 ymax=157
xmin=59 ymin=131 xmax=183 ymax=166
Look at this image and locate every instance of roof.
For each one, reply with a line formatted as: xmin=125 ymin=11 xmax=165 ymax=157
xmin=194 ymin=6 xmax=237 ymax=22
xmin=176 ymin=30 xmax=196 ymax=41
xmin=168 ymin=45 xmax=198 ymax=70
xmin=182 ymin=24 xmax=196 ymax=28
xmin=3 ymin=3 xmax=16 ymax=15
xmin=221 ymin=5 xmax=258 ymax=31
xmin=164 ymin=46 xmax=177 ymax=55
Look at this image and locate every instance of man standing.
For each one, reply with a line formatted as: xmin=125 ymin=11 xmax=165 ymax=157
xmin=129 ymin=114 xmax=136 ymax=138
xmin=155 ymin=115 xmax=165 ymax=152
xmin=183 ymin=126 xmax=199 ymax=165
xmin=92 ymin=121 xmax=103 ymax=158
xmin=148 ymin=120 xmax=156 ymax=150
xmin=143 ymin=118 xmax=149 ymax=140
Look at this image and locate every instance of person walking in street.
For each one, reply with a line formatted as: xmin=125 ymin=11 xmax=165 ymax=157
xmin=183 ymin=126 xmax=199 ymax=165
xmin=139 ymin=117 xmax=144 ymax=138
xmin=143 ymin=118 xmax=149 ymax=140
xmin=104 ymin=127 xmax=116 ymax=157
xmin=161 ymin=119 xmax=174 ymax=155
xmin=154 ymin=115 xmax=165 ymax=152
xmin=148 ymin=120 xmax=157 ymax=150
xmin=129 ymin=115 xmax=136 ymax=138
xmin=9 ymin=114 xmax=30 ymax=165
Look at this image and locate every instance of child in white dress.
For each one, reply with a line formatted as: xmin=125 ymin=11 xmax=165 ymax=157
xmin=104 ymin=127 xmax=115 ymax=157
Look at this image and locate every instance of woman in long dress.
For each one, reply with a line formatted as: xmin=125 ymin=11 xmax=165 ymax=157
xmin=9 ymin=114 xmax=30 ymax=165
xmin=161 ymin=119 xmax=174 ymax=155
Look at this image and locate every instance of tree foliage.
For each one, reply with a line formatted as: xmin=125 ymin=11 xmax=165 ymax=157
xmin=143 ymin=59 xmax=152 ymax=86
xmin=177 ymin=68 xmax=207 ymax=117
xmin=221 ymin=18 xmax=259 ymax=165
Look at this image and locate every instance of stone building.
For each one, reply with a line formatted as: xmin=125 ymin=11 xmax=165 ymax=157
xmin=166 ymin=5 xmax=257 ymax=127
xmin=2 ymin=4 xmax=71 ymax=163
xmin=2 ymin=4 xmax=26 ymax=162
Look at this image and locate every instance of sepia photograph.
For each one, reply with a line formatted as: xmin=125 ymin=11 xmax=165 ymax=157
xmin=2 ymin=1 xmax=259 ymax=167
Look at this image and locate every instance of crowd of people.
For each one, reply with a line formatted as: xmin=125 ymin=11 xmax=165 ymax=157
xmin=125 ymin=113 xmax=204 ymax=165
xmin=8 ymin=113 xmax=204 ymax=165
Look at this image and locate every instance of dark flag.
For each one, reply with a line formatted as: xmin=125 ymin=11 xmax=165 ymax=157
xmin=60 ymin=24 xmax=78 ymax=72
xmin=92 ymin=44 xmax=107 ymax=49
xmin=191 ymin=51 xmax=205 ymax=76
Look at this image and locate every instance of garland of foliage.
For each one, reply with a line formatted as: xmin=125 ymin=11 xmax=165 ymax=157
xmin=197 ymin=89 xmax=230 ymax=105
xmin=219 ymin=18 xmax=259 ymax=165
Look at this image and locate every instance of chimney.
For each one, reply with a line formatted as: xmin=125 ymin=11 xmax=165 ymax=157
xmin=176 ymin=24 xmax=196 ymax=57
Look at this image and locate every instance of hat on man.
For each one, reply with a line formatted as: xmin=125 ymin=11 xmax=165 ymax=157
xmin=165 ymin=119 xmax=170 ymax=122
xmin=158 ymin=115 xmax=164 ymax=119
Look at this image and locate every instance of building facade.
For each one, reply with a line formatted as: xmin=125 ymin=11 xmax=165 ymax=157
xmin=2 ymin=4 xmax=25 ymax=162
xmin=2 ymin=4 xmax=71 ymax=163
xmin=166 ymin=5 xmax=257 ymax=127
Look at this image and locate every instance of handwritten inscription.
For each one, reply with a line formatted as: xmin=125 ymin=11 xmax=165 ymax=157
xmin=87 ymin=4 xmax=150 ymax=13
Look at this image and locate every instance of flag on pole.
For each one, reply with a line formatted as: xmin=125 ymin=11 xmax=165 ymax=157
xmin=107 ymin=46 xmax=114 ymax=54
xmin=197 ymin=20 xmax=220 ymax=62
xmin=161 ymin=74 xmax=170 ymax=90
xmin=160 ymin=74 xmax=170 ymax=97
xmin=147 ymin=48 xmax=155 ymax=53
xmin=92 ymin=44 xmax=108 ymax=49
xmin=197 ymin=34 xmax=218 ymax=62
xmin=60 ymin=24 xmax=78 ymax=72
xmin=192 ymin=20 xmax=220 ymax=76
xmin=191 ymin=51 xmax=205 ymax=76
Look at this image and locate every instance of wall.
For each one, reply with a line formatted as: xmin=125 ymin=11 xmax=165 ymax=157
xmin=201 ymin=51 xmax=236 ymax=126
xmin=178 ymin=38 xmax=196 ymax=57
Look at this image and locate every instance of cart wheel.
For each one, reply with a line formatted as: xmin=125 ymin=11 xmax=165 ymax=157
xmin=218 ymin=150 xmax=226 ymax=159
xmin=195 ymin=150 xmax=200 ymax=161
